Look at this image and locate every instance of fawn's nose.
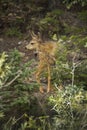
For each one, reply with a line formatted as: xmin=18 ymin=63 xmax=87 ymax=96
xmin=25 ymin=44 xmax=30 ymax=49
xmin=25 ymin=45 xmax=28 ymax=49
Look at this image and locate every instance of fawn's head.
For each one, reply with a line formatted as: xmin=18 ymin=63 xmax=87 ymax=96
xmin=26 ymin=31 xmax=42 ymax=50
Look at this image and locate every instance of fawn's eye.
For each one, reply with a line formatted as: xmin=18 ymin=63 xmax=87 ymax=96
xmin=31 ymin=42 xmax=35 ymax=45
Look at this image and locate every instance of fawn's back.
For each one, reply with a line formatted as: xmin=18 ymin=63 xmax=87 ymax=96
xmin=38 ymin=41 xmax=57 ymax=65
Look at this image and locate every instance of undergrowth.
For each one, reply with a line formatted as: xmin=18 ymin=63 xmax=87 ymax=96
xmin=0 ymin=35 xmax=87 ymax=130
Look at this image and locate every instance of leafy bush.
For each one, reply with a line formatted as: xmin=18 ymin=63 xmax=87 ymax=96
xmin=49 ymin=35 xmax=87 ymax=129
xmin=51 ymin=35 xmax=87 ymax=88
xmin=48 ymin=85 xmax=87 ymax=130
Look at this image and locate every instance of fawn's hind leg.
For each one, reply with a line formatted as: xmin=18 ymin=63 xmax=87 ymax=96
xmin=36 ymin=72 xmax=44 ymax=93
xmin=47 ymin=65 xmax=51 ymax=93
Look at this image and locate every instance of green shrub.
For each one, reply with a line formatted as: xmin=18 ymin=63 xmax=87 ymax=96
xmin=0 ymin=49 xmax=38 ymax=112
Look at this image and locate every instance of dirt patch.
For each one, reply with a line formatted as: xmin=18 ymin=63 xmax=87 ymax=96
xmin=0 ymin=36 xmax=19 ymax=52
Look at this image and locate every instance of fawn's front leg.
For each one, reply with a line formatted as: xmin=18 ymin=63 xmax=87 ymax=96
xmin=36 ymin=64 xmax=44 ymax=93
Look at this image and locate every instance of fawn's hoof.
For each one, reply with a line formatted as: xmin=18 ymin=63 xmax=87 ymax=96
xmin=47 ymin=88 xmax=50 ymax=93
xmin=39 ymin=87 xmax=44 ymax=93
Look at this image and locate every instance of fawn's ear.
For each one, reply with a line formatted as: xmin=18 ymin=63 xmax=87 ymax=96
xmin=29 ymin=30 xmax=43 ymax=43
xmin=29 ymin=30 xmax=38 ymax=39
xmin=38 ymin=32 xmax=41 ymax=39
xmin=37 ymin=32 xmax=43 ymax=43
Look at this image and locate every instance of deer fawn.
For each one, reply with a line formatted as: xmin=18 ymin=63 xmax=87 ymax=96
xmin=26 ymin=31 xmax=57 ymax=93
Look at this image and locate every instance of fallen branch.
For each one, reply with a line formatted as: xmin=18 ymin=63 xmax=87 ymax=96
xmin=1 ymin=70 xmax=22 ymax=88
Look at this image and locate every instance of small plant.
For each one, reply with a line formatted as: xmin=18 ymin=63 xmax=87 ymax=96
xmin=3 ymin=114 xmax=51 ymax=130
xmin=63 ymin=0 xmax=87 ymax=9
xmin=78 ymin=10 xmax=87 ymax=22
xmin=0 ymin=52 xmax=11 ymax=87
xmin=0 ymin=111 xmax=4 ymax=118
